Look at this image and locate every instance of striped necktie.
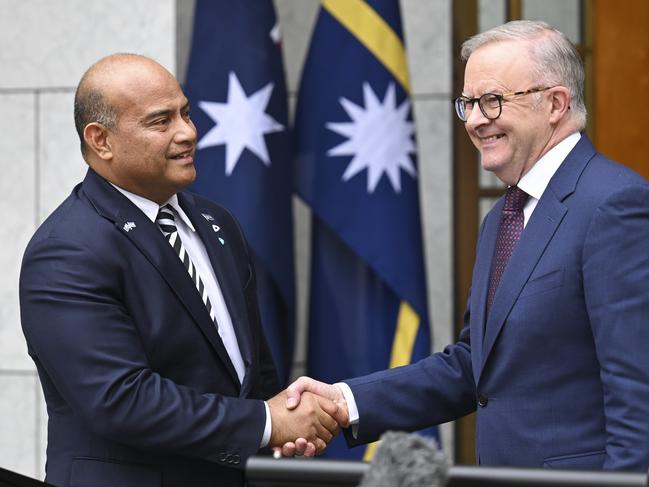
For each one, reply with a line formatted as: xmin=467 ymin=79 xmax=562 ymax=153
xmin=156 ymin=204 xmax=217 ymax=326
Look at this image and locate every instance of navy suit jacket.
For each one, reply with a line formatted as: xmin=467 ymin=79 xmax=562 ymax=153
xmin=345 ymin=136 xmax=649 ymax=470
xmin=19 ymin=168 xmax=280 ymax=487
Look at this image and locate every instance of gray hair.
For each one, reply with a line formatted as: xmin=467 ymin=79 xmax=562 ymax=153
xmin=73 ymin=86 xmax=118 ymax=158
xmin=73 ymin=53 xmax=150 ymax=159
xmin=461 ymin=20 xmax=586 ymax=130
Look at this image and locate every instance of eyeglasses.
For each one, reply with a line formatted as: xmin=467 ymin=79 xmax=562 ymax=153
xmin=453 ymin=87 xmax=552 ymax=122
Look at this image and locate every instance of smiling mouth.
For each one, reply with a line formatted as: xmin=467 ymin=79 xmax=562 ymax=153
xmin=169 ymin=150 xmax=193 ymax=160
xmin=481 ymin=134 xmax=505 ymax=143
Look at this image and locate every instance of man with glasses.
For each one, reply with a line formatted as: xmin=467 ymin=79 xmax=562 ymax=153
xmin=284 ymin=20 xmax=649 ymax=470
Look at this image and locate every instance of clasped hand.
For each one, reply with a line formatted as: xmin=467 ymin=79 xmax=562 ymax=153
xmin=267 ymin=377 xmax=349 ymax=456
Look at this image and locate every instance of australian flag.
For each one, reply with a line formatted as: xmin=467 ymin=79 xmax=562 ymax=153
xmin=184 ymin=0 xmax=294 ymax=385
xmin=295 ymin=0 xmax=435 ymax=459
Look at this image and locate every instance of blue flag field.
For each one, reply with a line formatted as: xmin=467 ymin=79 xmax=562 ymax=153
xmin=295 ymin=0 xmax=436 ymax=459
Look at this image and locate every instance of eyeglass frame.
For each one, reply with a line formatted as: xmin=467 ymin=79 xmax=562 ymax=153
xmin=453 ymin=86 xmax=554 ymax=122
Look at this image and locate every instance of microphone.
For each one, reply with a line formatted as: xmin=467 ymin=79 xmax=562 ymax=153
xmin=359 ymin=431 xmax=448 ymax=487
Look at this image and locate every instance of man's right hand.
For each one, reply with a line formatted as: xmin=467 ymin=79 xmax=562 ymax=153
xmin=278 ymin=377 xmax=351 ymax=457
xmin=286 ymin=376 xmax=348 ymax=417
xmin=267 ymin=389 xmax=342 ymax=454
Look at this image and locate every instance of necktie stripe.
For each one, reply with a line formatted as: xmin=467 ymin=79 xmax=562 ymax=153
xmin=156 ymin=204 xmax=217 ymax=329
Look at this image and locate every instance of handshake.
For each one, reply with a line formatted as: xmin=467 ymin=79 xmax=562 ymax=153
xmin=267 ymin=377 xmax=348 ymax=457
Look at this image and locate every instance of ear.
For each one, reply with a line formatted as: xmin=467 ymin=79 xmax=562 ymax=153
xmin=83 ymin=122 xmax=113 ymax=161
xmin=548 ymin=86 xmax=571 ymax=124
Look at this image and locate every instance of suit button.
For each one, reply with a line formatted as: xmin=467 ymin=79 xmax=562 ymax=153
xmin=232 ymin=454 xmax=240 ymax=465
xmin=477 ymin=394 xmax=488 ymax=407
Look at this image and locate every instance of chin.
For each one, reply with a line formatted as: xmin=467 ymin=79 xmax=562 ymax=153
xmin=480 ymin=157 xmax=502 ymax=174
xmin=181 ymin=166 xmax=197 ymax=182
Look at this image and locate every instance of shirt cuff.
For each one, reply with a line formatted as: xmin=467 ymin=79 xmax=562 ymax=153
xmin=260 ymin=401 xmax=272 ymax=448
xmin=335 ymin=382 xmax=359 ymax=438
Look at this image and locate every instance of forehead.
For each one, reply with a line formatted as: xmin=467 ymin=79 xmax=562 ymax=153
xmin=463 ymin=41 xmax=535 ymax=94
xmin=110 ymin=63 xmax=187 ymax=119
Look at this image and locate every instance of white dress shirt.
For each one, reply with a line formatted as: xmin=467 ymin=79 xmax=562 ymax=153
xmin=111 ymin=186 xmax=273 ymax=447
xmin=517 ymin=132 xmax=581 ymax=227
xmin=339 ymin=132 xmax=582 ymax=432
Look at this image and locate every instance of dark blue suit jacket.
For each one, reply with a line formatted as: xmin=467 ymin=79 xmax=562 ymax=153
xmin=345 ymin=136 xmax=649 ymax=470
xmin=19 ymin=168 xmax=280 ymax=487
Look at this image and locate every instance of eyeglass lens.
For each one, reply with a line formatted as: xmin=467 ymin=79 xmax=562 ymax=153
xmin=455 ymin=93 xmax=502 ymax=122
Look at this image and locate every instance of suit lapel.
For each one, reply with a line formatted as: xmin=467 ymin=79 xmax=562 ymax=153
xmin=480 ymin=196 xmax=567 ymax=371
xmin=477 ymin=135 xmax=597 ymax=379
xmin=470 ymin=203 xmax=502 ymax=380
xmin=81 ymin=169 xmax=241 ymax=386
xmin=180 ymin=194 xmax=254 ymax=386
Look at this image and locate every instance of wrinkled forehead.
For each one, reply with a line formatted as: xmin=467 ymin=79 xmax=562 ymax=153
xmin=462 ymin=40 xmax=536 ymax=95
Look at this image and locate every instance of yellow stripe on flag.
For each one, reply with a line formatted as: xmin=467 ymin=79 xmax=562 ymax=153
xmin=389 ymin=301 xmax=420 ymax=368
xmin=363 ymin=301 xmax=420 ymax=461
xmin=322 ymin=0 xmax=411 ymax=94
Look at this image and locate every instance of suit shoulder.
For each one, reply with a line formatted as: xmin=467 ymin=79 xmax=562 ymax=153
xmin=568 ymin=152 xmax=648 ymax=209
xmin=582 ymin=152 xmax=648 ymax=189
xmin=24 ymin=184 xmax=118 ymax=261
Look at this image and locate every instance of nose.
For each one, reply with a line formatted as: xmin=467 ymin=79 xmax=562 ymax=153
xmin=465 ymin=102 xmax=490 ymax=131
xmin=175 ymin=116 xmax=197 ymax=145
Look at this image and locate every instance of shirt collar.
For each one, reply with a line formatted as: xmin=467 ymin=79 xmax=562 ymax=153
xmin=517 ymin=132 xmax=581 ymax=201
xmin=110 ymin=185 xmax=196 ymax=232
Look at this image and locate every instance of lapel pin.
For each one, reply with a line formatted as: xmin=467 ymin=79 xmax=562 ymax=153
xmin=202 ymin=213 xmax=215 ymax=222
xmin=123 ymin=222 xmax=136 ymax=232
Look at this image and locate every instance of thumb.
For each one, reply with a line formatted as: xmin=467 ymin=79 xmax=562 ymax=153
xmin=333 ymin=399 xmax=350 ymax=428
xmin=286 ymin=377 xmax=308 ymax=409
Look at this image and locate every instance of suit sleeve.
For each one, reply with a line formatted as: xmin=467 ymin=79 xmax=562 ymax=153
xmin=583 ymin=183 xmax=649 ymax=470
xmin=344 ymin=303 xmax=477 ymax=445
xmin=20 ymin=235 xmax=266 ymax=466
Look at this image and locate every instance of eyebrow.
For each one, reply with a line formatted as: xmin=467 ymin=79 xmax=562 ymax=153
xmin=143 ymin=109 xmax=172 ymax=122
xmin=143 ymin=99 xmax=190 ymax=122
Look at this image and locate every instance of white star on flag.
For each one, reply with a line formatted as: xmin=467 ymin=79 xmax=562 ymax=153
xmin=197 ymin=71 xmax=284 ymax=176
xmin=326 ymin=82 xmax=417 ymax=193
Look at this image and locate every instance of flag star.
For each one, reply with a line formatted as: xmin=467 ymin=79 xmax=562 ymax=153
xmin=326 ymin=82 xmax=417 ymax=193
xmin=197 ymin=71 xmax=284 ymax=176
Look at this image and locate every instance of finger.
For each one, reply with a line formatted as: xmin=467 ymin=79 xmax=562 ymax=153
xmin=315 ymin=398 xmax=341 ymax=435
xmin=280 ymin=442 xmax=296 ymax=457
xmin=317 ymin=395 xmax=339 ymax=417
xmin=313 ymin=408 xmax=338 ymax=442
xmin=294 ymin=437 xmax=309 ymax=455
xmin=304 ymin=442 xmax=317 ymax=457
xmin=314 ymin=437 xmax=327 ymax=455
xmin=315 ymin=421 xmax=334 ymax=444
xmin=315 ymin=414 xmax=339 ymax=440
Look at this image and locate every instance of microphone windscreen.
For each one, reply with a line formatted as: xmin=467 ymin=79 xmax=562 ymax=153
xmin=358 ymin=431 xmax=448 ymax=487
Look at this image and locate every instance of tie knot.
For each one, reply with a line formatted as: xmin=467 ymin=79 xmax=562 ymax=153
xmin=156 ymin=204 xmax=177 ymax=236
xmin=503 ymin=186 xmax=528 ymax=212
